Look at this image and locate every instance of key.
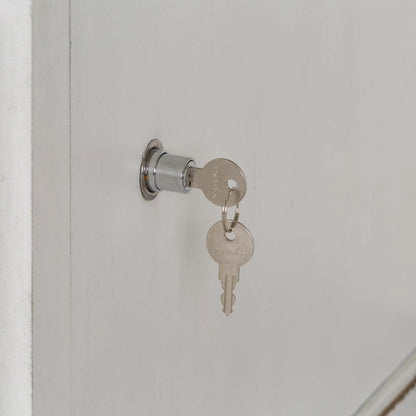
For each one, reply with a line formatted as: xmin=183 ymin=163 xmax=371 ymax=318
xmin=206 ymin=220 xmax=254 ymax=315
xmin=187 ymin=158 xmax=246 ymax=207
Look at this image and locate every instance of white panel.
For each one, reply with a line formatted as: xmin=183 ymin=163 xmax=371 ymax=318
xmin=0 ymin=1 xmax=32 ymax=415
xmin=69 ymin=1 xmax=416 ymax=415
xmin=32 ymin=1 xmax=71 ymax=415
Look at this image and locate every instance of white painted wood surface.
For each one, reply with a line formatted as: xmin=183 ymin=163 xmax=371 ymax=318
xmin=32 ymin=1 xmax=71 ymax=415
xmin=0 ymin=1 xmax=32 ymax=415
xmin=67 ymin=2 xmax=416 ymax=415
xmin=28 ymin=1 xmax=416 ymax=415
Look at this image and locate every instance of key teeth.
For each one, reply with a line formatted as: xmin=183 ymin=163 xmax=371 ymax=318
xmin=221 ymin=293 xmax=231 ymax=316
xmin=220 ymin=293 xmax=237 ymax=316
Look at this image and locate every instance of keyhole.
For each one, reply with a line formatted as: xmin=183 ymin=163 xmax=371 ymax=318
xmin=227 ymin=179 xmax=237 ymax=190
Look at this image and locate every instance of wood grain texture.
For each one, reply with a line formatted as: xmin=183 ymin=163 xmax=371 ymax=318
xmin=32 ymin=0 xmax=71 ymax=415
xmin=0 ymin=1 xmax=32 ymax=415
xmin=69 ymin=1 xmax=416 ymax=415
xmin=28 ymin=1 xmax=416 ymax=415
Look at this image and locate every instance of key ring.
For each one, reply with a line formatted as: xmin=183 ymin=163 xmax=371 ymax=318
xmin=222 ymin=188 xmax=240 ymax=233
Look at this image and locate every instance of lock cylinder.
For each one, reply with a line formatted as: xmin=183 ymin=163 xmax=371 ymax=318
xmin=139 ymin=139 xmax=247 ymax=206
xmin=143 ymin=144 xmax=195 ymax=195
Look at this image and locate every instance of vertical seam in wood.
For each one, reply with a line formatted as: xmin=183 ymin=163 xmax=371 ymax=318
xmin=31 ymin=1 xmax=34 ymax=413
xmin=68 ymin=0 xmax=72 ymax=415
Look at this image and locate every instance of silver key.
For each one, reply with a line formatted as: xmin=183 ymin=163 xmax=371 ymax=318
xmin=187 ymin=158 xmax=246 ymax=207
xmin=206 ymin=220 xmax=254 ymax=315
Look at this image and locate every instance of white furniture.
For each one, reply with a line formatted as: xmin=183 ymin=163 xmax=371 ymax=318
xmin=2 ymin=1 xmax=416 ymax=415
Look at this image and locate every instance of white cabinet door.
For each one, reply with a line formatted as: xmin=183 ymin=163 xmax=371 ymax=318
xmin=33 ymin=1 xmax=416 ymax=415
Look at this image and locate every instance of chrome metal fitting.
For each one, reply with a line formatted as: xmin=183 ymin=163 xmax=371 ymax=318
xmin=139 ymin=139 xmax=195 ymax=200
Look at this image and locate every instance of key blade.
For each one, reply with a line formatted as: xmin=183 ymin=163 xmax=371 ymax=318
xmin=223 ymin=275 xmax=233 ymax=316
xmin=186 ymin=166 xmax=204 ymax=190
xmin=219 ymin=264 xmax=240 ymax=316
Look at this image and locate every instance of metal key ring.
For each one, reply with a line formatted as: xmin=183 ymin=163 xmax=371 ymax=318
xmin=222 ymin=188 xmax=240 ymax=233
